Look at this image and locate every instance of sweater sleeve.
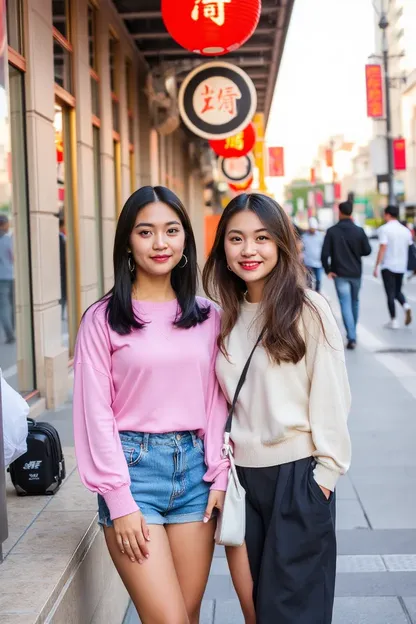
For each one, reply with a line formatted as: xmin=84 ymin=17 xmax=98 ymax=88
xmin=304 ymin=293 xmax=352 ymax=491
xmin=201 ymin=307 xmax=230 ymax=491
xmin=73 ymin=306 xmax=139 ymax=520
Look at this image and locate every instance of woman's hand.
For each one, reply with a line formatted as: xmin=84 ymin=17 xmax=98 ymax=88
xmin=113 ymin=510 xmax=150 ymax=563
xmin=204 ymin=489 xmax=226 ymax=523
xmin=319 ymin=485 xmax=331 ymax=500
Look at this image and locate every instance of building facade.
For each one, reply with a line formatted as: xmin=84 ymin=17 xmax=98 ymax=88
xmin=1 ymin=0 xmax=207 ymax=408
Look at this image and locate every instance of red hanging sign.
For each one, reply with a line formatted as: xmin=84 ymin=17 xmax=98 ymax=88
xmin=393 ymin=138 xmax=406 ymax=170
xmin=209 ymin=122 xmax=256 ymax=158
xmin=365 ymin=64 xmax=384 ymax=118
xmin=268 ymin=147 xmax=285 ymax=177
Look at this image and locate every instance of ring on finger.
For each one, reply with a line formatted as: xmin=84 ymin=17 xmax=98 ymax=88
xmin=123 ymin=540 xmax=130 ymax=546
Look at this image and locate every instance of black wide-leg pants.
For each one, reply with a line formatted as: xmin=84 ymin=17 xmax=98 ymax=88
xmin=237 ymin=457 xmax=337 ymax=624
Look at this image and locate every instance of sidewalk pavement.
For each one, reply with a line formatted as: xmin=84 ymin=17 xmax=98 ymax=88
xmin=36 ymin=253 xmax=416 ymax=624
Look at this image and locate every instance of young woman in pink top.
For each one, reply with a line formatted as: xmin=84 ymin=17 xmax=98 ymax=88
xmin=73 ymin=186 xmax=229 ymax=623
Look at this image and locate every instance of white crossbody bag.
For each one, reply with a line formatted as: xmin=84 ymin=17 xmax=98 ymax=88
xmin=215 ymin=334 xmax=263 ymax=547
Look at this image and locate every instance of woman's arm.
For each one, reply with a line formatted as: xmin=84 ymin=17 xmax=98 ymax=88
xmin=304 ymin=294 xmax=352 ymax=491
xmin=73 ymin=307 xmax=139 ymax=520
xmin=202 ymin=307 xmax=230 ymax=492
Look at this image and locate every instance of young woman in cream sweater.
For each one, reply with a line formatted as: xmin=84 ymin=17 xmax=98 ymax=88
xmin=203 ymin=193 xmax=351 ymax=624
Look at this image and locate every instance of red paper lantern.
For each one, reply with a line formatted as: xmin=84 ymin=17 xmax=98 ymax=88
xmin=209 ymin=123 xmax=256 ymax=158
xmin=229 ymin=176 xmax=253 ymax=192
xmin=162 ymin=0 xmax=261 ymax=56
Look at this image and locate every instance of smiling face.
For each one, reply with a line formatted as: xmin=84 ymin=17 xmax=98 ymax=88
xmin=224 ymin=209 xmax=278 ymax=286
xmin=128 ymin=201 xmax=186 ymax=277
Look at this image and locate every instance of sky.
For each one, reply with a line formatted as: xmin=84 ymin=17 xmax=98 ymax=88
xmin=266 ymin=0 xmax=376 ymax=194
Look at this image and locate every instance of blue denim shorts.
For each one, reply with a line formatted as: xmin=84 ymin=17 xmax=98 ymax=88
xmin=98 ymin=431 xmax=211 ymax=526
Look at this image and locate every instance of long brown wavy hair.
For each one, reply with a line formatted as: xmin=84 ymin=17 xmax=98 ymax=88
xmin=203 ymin=193 xmax=322 ymax=364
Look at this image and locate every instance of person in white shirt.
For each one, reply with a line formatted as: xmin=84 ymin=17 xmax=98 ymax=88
xmin=374 ymin=205 xmax=413 ymax=329
xmin=203 ymin=193 xmax=351 ymax=624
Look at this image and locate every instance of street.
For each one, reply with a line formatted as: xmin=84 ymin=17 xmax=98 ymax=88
xmin=125 ymin=249 xmax=416 ymax=624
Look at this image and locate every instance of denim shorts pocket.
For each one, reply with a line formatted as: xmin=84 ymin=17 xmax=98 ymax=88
xmin=194 ymin=437 xmax=205 ymax=457
xmin=120 ymin=441 xmax=144 ymax=467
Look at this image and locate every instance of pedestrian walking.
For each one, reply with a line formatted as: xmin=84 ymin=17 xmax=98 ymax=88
xmin=374 ymin=205 xmax=413 ymax=329
xmin=0 ymin=214 xmax=15 ymax=345
xmin=73 ymin=186 xmax=229 ymax=623
xmin=302 ymin=217 xmax=324 ymax=292
xmin=321 ymin=201 xmax=371 ymax=350
xmin=203 ymin=193 xmax=351 ymax=624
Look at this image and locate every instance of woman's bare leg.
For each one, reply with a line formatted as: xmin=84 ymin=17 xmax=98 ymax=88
xmin=226 ymin=543 xmax=256 ymax=624
xmin=104 ymin=525 xmax=189 ymax=624
xmin=166 ymin=521 xmax=216 ymax=624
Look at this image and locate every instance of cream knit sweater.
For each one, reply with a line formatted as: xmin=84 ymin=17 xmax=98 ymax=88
xmin=216 ymin=290 xmax=351 ymax=491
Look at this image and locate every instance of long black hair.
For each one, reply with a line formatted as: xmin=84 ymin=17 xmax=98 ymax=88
xmin=99 ymin=186 xmax=209 ymax=334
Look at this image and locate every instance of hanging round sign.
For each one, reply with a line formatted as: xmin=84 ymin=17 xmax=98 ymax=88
xmin=218 ymin=153 xmax=254 ymax=185
xmin=162 ymin=0 xmax=261 ymax=56
xmin=209 ymin=122 xmax=256 ymax=158
xmin=228 ymin=176 xmax=253 ymax=192
xmin=178 ymin=61 xmax=257 ymax=140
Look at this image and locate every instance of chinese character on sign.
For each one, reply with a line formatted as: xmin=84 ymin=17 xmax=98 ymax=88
xmin=200 ymin=84 xmax=216 ymax=114
xmin=217 ymin=86 xmax=240 ymax=116
xmin=225 ymin=132 xmax=244 ymax=151
xmin=191 ymin=0 xmax=231 ymax=27
xmin=199 ymin=83 xmax=241 ymax=117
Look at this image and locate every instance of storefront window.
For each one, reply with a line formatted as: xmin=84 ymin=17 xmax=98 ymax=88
xmin=5 ymin=0 xmax=23 ymax=55
xmin=113 ymin=139 xmax=121 ymax=217
xmin=0 ymin=64 xmax=35 ymax=393
xmin=52 ymin=0 xmax=70 ymax=41
xmin=109 ymin=32 xmax=120 ymax=134
xmin=52 ymin=0 xmax=73 ymax=96
xmin=93 ymin=126 xmax=104 ymax=297
xmin=54 ymin=103 xmax=77 ymax=352
xmin=89 ymin=3 xmax=99 ymax=119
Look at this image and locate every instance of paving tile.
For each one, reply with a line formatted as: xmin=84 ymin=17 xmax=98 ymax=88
xmin=0 ymin=553 xmax=68 ymax=615
xmin=332 ymin=597 xmax=408 ymax=623
xmin=402 ymin=598 xmax=416 ymax=624
xmin=337 ymin=555 xmax=386 ymax=574
xmin=383 ymin=554 xmax=416 ymax=572
xmin=336 ymin=476 xmax=357 ymax=500
xmin=352 ymin=483 xmax=416 ymax=530
xmin=213 ymin=599 xmax=244 ymax=624
xmin=337 ymin=529 xmax=416 ymax=555
xmin=210 ymin=557 xmax=231 ymax=575
xmin=46 ymin=469 xmax=97 ymax=512
xmin=335 ymin=572 xmax=416 ymax=597
xmin=0 ymin=615 xmax=38 ymax=624
xmin=10 ymin=511 xmax=96 ymax=555
xmin=200 ymin=600 xmax=215 ymax=624
xmin=335 ymin=499 xmax=369 ymax=530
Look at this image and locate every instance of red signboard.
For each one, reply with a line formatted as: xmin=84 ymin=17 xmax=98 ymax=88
xmin=365 ymin=64 xmax=384 ymax=118
xmin=325 ymin=149 xmax=333 ymax=168
xmin=268 ymin=147 xmax=284 ymax=177
xmin=393 ymin=138 xmax=406 ymax=170
xmin=310 ymin=168 xmax=316 ymax=184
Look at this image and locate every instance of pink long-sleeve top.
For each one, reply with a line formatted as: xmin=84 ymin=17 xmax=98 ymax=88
xmin=73 ymin=297 xmax=229 ymax=521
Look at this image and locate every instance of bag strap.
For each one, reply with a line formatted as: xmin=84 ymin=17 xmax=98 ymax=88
xmin=224 ymin=331 xmax=264 ymax=435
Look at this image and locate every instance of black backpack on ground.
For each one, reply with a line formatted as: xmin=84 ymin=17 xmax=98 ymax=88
xmin=9 ymin=419 xmax=66 ymax=495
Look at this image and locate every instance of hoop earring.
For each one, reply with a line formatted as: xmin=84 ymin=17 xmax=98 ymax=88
xmin=128 ymin=254 xmax=135 ymax=273
xmin=178 ymin=254 xmax=188 ymax=269
xmin=227 ymin=265 xmax=232 ymax=271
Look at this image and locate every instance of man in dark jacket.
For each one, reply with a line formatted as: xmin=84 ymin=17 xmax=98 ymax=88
xmin=321 ymin=201 xmax=371 ymax=349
